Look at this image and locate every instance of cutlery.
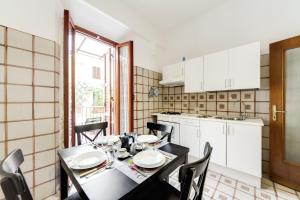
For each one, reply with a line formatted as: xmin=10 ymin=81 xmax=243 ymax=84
xmin=79 ymin=162 xmax=107 ymax=178
xmin=159 ymin=151 xmax=173 ymax=160
xmin=131 ymin=165 xmax=147 ymax=177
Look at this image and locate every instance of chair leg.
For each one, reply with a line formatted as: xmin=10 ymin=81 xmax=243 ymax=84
xmin=76 ymin=133 xmax=81 ymax=145
xmin=60 ymin=162 xmax=68 ymax=199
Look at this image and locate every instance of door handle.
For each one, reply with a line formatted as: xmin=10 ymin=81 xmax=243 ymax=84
xmin=272 ymin=105 xmax=285 ymax=121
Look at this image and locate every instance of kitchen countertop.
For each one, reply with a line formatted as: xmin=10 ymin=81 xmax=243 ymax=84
xmin=152 ymin=113 xmax=264 ymax=126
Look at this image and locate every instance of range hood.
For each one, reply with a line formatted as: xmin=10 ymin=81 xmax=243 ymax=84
xmin=159 ymin=60 xmax=185 ymax=87
xmin=159 ymin=79 xmax=184 ymax=86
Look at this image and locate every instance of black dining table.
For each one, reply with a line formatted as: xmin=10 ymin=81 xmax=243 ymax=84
xmin=58 ymin=142 xmax=189 ymax=200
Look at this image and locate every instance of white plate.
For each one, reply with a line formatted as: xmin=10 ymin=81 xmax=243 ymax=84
xmin=133 ymin=150 xmax=166 ymax=168
xmin=137 ymin=135 xmax=159 ymax=144
xmin=71 ymin=150 xmax=106 ymax=170
xmin=98 ymin=135 xmax=119 ymax=144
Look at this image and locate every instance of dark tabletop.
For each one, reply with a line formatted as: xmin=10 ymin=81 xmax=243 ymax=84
xmin=58 ymin=143 xmax=189 ymax=200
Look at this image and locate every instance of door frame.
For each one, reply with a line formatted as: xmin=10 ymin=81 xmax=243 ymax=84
xmin=115 ymin=41 xmax=134 ymax=134
xmin=270 ymin=35 xmax=300 ymax=190
xmin=63 ymin=10 xmax=134 ymax=146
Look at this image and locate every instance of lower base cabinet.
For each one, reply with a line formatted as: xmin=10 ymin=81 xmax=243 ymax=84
xmin=200 ymin=121 xmax=227 ymax=166
xmin=180 ymin=124 xmax=200 ymax=158
xmin=227 ymin=123 xmax=262 ymax=177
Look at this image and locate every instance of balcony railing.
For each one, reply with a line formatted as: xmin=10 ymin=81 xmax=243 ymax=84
xmin=76 ymin=106 xmax=106 ymax=125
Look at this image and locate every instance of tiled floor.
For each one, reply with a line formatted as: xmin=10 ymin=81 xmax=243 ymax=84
xmin=169 ymin=168 xmax=300 ymax=200
xmin=45 ymin=169 xmax=300 ymax=200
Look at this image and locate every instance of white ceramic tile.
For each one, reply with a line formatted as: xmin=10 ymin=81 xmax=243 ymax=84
xmin=55 ymin=58 xmax=60 ymax=73
xmin=34 ymin=180 xmax=55 ymax=200
xmin=35 ymin=134 xmax=55 ymax=152
xmin=34 ymin=103 xmax=54 ymax=118
xmin=0 ymin=123 xmax=4 ymax=141
xmin=34 ymin=37 xmax=55 ymax=56
xmin=35 ymin=119 xmax=54 ymax=135
xmin=0 ymin=26 xmax=4 ymax=45
xmin=0 ymin=65 xmax=4 ymax=83
xmin=54 ymin=88 xmax=59 ymax=102
xmin=205 ymin=177 xmax=219 ymax=188
xmin=21 ymin=154 xmax=33 ymax=172
xmin=7 ymin=47 xmax=32 ymax=68
xmin=7 ymin=28 xmax=32 ymax=50
xmin=8 ymin=137 xmax=33 ymax=155
xmin=55 ymin=73 xmax=59 ymax=87
xmin=34 ymin=53 xmax=54 ymax=71
xmin=220 ymin=176 xmax=236 ymax=187
xmin=7 ymin=66 xmax=32 ymax=85
xmin=256 ymin=188 xmax=276 ymax=200
xmin=7 ymin=120 xmax=33 ymax=140
xmin=255 ymin=102 xmax=269 ymax=113
xmin=55 ymin=118 xmax=59 ymax=132
xmin=55 ymin=103 xmax=59 ymax=117
xmin=35 ymin=87 xmax=54 ymax=102
xmin=23 ymin=171 xmax=33 ymax=188
xmin=0 ymin=103 xmax=4 ymax=122
xmin=256 ymin=90 xmax=269 ymax=102
xmin=0 ymin=46 xmax=4 ymax=64
xmin=0 ymin=84 xmax=4 ymax=102
xmin=7 ymin=103 xmax=32 ymax=121
xmin=35 ymin=165 xmax=55 ymax=185
xmin=234 ymin=190 xmax=254 ymax=200
xmin=214 ymin=190 xmax=233 ymax=200
xmin=236 ymin=181 xmax=255 ymax=195
xmin=217 ymin=183 xmax=235 ymax=196
xmin=35 ymin=149 xmax=55 ymax=169
xmin=203 ymin=185 xmax=215 ymax=197
xmin=7 ymin=85 xmax=32 ymax=102
xmin=0 ymin=142 xmax=4 ymax=160
xmin=260 ymin=78 xmax=270 ymax=89
xmin=34 ymin=70 xmax=54 ymax=86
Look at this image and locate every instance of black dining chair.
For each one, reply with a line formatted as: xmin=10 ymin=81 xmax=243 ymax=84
xmin=139 ymin=142 xmax=213 ymax=200
xmin=0 ymin=149 xmax=81 ymax=200
xmin=75 ymin=122 xmax=108 ymax=145
xmin=147 ymin=122 xmax=173 ymax=142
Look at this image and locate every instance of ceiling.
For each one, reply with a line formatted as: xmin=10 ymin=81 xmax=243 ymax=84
xmin=120 ymin=0 xmax=228 ymax=30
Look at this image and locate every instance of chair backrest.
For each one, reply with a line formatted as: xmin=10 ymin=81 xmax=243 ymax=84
xmin=147 ymin=122 xmax=173 ymax=142
xmin=0 ymin=149 xmax=33 ymax=200
xmin=178 ymin=142 xmax=212 ymax=200
xmin=75 ymin=122 xmax=108 ymax=145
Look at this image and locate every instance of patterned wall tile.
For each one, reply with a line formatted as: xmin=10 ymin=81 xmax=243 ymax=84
xmin=198 ymin=93 xmax=206 ymax=101
xmin=207 ymin=92 xmax=217 ymax=101
xmin=241 ymin=90 xmax=255 ymax=101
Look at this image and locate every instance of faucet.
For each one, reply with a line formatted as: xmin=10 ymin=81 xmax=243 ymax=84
xmin=241 ymin=102 xmax=248 ymax=120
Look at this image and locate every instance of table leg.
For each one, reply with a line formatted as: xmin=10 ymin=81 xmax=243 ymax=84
xmin=60 ymin=162 xmax=68 ymax=199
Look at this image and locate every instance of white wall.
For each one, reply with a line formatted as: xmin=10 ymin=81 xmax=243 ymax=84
xmin=162 ymin=0 xmax=300 ymax=65
xmin=0 ymin=0 xmax=63 ymax=43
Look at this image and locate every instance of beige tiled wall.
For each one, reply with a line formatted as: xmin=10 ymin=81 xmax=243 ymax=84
xmin=133 ymin=66 xmax=164 ymax=134
xmin=0 ymin=26 xmax=60 ymax=200
xmin=160 ymin=54 xmax=270 ymax=176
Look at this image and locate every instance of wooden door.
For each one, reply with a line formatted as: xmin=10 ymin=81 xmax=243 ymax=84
xmin=227 ymin=123 xmax=261 ymax=177
xmin=270 ymin=35 xmax=300 ymax=190
xmin=204 ymin=50 xmax=228 ymax=91
xmin=228 ymin=42 xmax=260 ymax=90
xmin=184 ymin=56 xmax=204 ymax=93
xmin=115 ymin=41 xmax=134 ymax=134
xmin=200 ymin=121 xmax=226 ymax=166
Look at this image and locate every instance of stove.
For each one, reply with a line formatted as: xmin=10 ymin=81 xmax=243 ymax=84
xmin=160 ymin=111 xmax=182 ymax=115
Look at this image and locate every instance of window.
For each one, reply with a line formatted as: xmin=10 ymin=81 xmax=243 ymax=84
xmin=92 ymin=66 xmax=101 ymax=79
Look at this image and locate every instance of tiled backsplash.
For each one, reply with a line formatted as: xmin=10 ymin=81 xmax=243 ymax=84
xmin=0 ymin=26 xmax=60 ymax=200
xmin=133 ymin=66 xmax=164 ymax=134
xmin=134 ymin=54 xmax=270 ymax=176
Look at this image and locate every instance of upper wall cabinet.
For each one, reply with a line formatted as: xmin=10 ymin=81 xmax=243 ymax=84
xmin=228 ymin=42 xmax=260 ymax=90
xmin=159 ymin=62 xmax=184 ymax=86
xmin=204 ymin=42 xmax=260 ymax=91
xmin=184 ymin=56 xmax=204 ymax=93
xmin=204 ymin=50 xmax=228 ymax=91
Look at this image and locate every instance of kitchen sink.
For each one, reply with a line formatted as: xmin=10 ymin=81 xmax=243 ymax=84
xmin=212 ymin=116 xmax=246 ymax=121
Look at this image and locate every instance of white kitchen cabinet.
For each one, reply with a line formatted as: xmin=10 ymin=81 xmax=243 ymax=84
xmin=228 ymin=42 xmax=260 ymax=90
xmin=227 ymin=123 xmax=262 ymax=177
xmin=180 ymin=120 xmax=200 ymax=158
xmin=159 ymin=62 xmax=184 ymax=86
xmin=184 ymin=56 xmax=204 ymax=93
xmin=157 ymin=120 xmax=180 ymax=145
xmin=203 ymin=50 xmax=228 ymax=91
xmin=200 ymin=120 xmax=227 ymax=166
